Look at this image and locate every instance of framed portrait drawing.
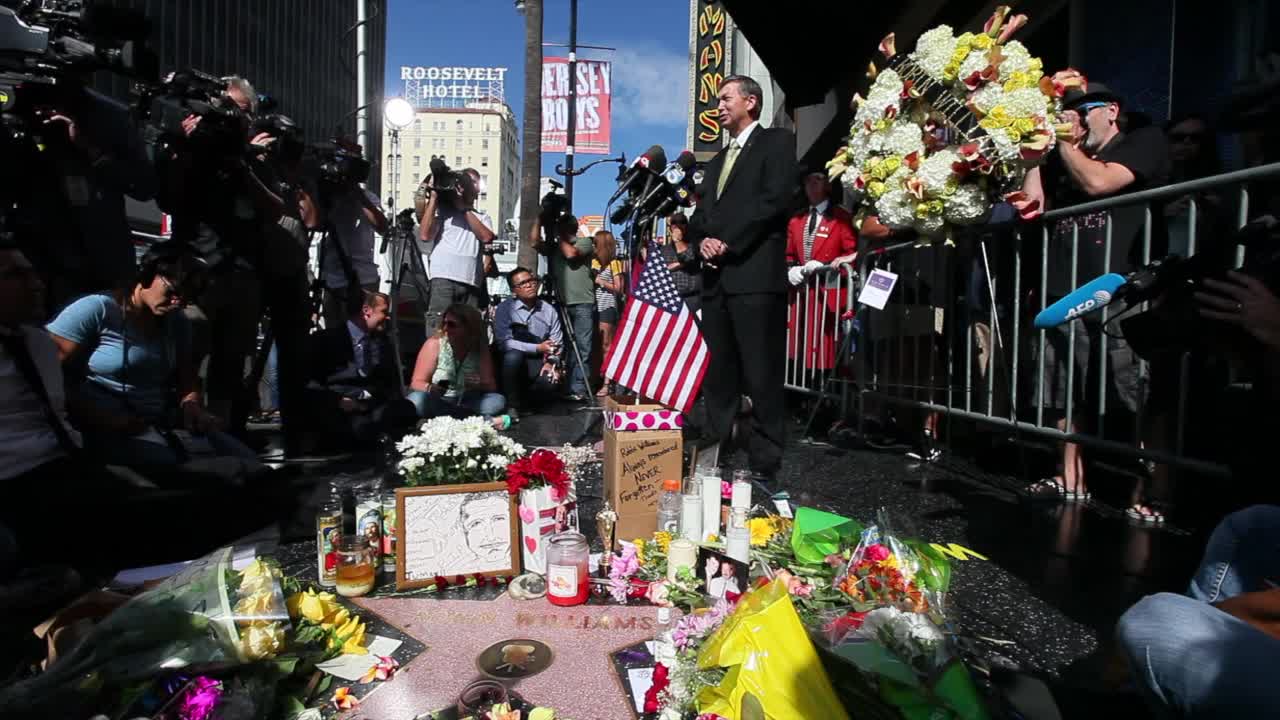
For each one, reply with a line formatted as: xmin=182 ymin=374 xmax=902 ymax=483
xmin=395 ymin=482 xmax=519 ymax=590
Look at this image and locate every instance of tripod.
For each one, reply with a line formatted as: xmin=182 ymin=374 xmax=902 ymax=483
xmin=385 ymin=213 xmax=432 ymax=393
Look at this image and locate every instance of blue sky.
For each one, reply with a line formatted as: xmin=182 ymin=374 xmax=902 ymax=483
xmin=383 ymin=0 xmax=691 ymax=221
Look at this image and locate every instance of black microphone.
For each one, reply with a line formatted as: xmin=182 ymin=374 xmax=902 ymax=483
xmin=605 ymin=145 xmax=666 ymax=207
xmin=634 ymin=151 xmax=696 ymax=213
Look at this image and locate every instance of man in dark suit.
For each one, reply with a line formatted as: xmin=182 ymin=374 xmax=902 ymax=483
xmin=302 ymin=290 xmax=417 ymax=450
xmin=689 ymin=75 xmax=799 ymax=484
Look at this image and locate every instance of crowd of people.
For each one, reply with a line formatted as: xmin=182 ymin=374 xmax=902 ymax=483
xmin=2 ymin=47 xmax=1279 ymax=715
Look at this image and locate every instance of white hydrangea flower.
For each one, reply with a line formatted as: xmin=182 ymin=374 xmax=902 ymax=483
xmin=957 ymin=48 xmax=991 ymax=83
xmin=944 ymin=183 xmax=990 ymax=224
xmin=1003 ymin=87 xmax=1052 ymax=118
xmin=910 ymin=25 xmax=957 ymax=81
xmin=840 ymin=166 xmax=863 ymax=196
xmin=876 ymin=188 xmax=917 ymax=230
xmin=398 ymin=456 xmax=425 ymax=472
xmin=917 ymin=148 xmax=961 ymax=195
xmin=997 ymin=40 xmax=1033 ymax=78
xmin=883 ymin=122 xmax=926 ymax=158
xmin=916 ymin=211 xmax=946 ymax=236
xmin=969 ymin=83 xmax=1006 ymax=114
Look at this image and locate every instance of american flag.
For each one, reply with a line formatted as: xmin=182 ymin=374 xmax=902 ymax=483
xmin=603 ymin=240 xmax=708 ymax=411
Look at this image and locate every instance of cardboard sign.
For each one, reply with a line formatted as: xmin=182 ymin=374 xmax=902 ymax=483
xmin=603 ymin=396 xmax=682 ymax=545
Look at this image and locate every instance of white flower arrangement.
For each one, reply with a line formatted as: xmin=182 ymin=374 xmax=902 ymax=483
xmin=395 ymin=416 xmax=525 ymax=486
xmin=828 ymin=6 xmax=1067 ymax=241
xmin=852 ymin=606 xmax=950 ymax=673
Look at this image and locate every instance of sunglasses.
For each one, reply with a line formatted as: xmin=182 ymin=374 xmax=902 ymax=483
xmin=1073 ymin=102 xmax=1110 ymax=114
xmin=514 ymin=278 xmax=540 ymax=288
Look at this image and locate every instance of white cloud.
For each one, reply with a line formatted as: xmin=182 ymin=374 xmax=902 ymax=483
xmin=610 ymin=46 xmax=690 ymax=128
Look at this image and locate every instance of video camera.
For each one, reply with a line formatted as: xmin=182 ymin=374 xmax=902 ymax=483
xmin=305 ymin=139 xmax=371 ymax=204
xmin=133 ymin=69 xmax=250 ymax=160
xmin=539 ymin=186 xmax=570 ymax=228
xmin=425 ymin=156 xmax=468 ymax=205
xmin=1119 ymin=217 xmax=1280 ymax=359
xmin=0 ymin=1 xmax=155 ymax=78
xmin=1 ymin=1 xmax=156 ymax=163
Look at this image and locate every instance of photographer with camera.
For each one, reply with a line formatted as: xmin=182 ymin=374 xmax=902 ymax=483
xmin=315 ymin=140 xmax=387 ymax=330
xmin=528 ymin=202 xmax=595 ymax=402
xmin=417 ymin=161 xmax=495 ymax=332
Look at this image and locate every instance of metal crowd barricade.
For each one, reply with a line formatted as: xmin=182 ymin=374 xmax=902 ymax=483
xmin=838 ymin=162 xmax=1280 ymax=479
xmin=783 ymin=260 xmax=859 ymax=417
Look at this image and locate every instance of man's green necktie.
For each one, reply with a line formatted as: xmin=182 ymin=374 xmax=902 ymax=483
xmin=715 ymin=139 xmax=740 ymax=197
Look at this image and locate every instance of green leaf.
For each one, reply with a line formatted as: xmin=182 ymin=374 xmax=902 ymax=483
xmin=273 ymin=656 xmax=300 ymax=675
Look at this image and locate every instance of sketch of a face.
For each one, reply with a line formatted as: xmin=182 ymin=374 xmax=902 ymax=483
xmin=461 ymin=493 xmax=510 ymax=564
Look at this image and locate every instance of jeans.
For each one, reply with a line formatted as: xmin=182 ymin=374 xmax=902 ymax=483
xmin=262 ymin=343 xmax=280 ymax=411
xmin=425 ymin=277 xmax=483 ymax=333
xmin=501 ymin=349 xmax=556 ymax=410
xmin=1117 ymin=505 xmax=1280 ymax=718
xmin=563 ymin=302 xmax=595 ymax=396
xmin=407 ymin=389 xmax=506 ymax=419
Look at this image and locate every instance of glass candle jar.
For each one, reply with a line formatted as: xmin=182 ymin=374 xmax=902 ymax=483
xmin=545 ymin=531 xmax=589 ymax=606
xmin=456 ymin=679 xmax=509 ymax=716
xmin=334 ymin=537 xmax=376 ymax=597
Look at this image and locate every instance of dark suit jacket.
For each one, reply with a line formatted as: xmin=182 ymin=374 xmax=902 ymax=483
xmin=306 ymin=324 xmax=399 ymax=404
xmin=688 ymin=125 xmax=799 ymax=295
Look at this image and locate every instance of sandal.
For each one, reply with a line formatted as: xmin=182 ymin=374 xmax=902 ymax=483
xmin=1028 ymin=477 xmax=1091 ymax=503
xmin=1125 ymin=501 xmax=1167 ymax=526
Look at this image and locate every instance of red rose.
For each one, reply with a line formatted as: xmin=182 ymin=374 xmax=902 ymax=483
xmin=434 ymin=575 xmax=449 ymax=589
xmin=643 ymin=663 xmax=670 ymax=713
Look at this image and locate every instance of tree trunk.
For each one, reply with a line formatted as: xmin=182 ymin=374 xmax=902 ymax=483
xmin=517 ymin=0 xmax=545 ymax=271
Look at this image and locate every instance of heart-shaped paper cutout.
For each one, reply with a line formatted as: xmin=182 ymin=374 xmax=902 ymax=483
xmin=519 ymin=505 xmax=536 ymax=524
xmin=525 ymin=536 xmax=538 ymax=553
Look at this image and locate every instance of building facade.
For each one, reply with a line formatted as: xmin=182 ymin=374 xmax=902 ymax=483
xmin=381 ymin=103 xmax=520 ymax=237
xmin=89 ymin=0 xmax=388 ymax=230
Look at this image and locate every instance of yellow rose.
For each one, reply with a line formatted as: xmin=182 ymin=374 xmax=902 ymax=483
xmin=325 ymin=607 xmax=351 ymax=628
xmin=341 ymin=631 xmax=368 ymax=655
xmin=915 ymin=202 xmax=933 ymax=220
xmin=927 ymin=199 xmax=945 ymax=215
xmin=529 ymin=709 xmax=557 ymax=720
xmin=1005 ymin=127 xmax=1022 ymax=142
xmin=1013 ymin=117 xmax=1036 ymax=135
xmin=986 ymin=106 xmax=1012 ymax=127
xmin=234 ymin=591 xmax=278 ymax=625
xmin=240 ymin=624 xmax=285 ymax=660
xmin=972 ymin=34 xmax=993 ymax=50
xmin=868 ymin=181 xmax=887 ymax=199
xmin=882 ymin=155 xmax=902 ymax=174
xmin=285 ymin=591 xmax=305 ymax=620
xmin=957 ymin=32 xmax=975 ymax=45
xmin=1029 ymin=58 xmax=1044 ymax=74
xmin=299 ymin=593 xmax=327 ymax=623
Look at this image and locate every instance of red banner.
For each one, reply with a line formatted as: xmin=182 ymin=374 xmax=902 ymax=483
xmin=541 ymin=57 xmax=611 ymax=155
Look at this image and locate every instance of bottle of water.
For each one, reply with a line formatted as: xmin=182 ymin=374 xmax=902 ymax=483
xmin=657 ymin=477 xmax=681 ymax=534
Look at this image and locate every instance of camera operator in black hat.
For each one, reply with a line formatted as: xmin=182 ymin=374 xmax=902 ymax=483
xmin=1013 ymin=71 xmax=1171 ymax=516
xmin=417 ymin=161 xmax=495 ymax=332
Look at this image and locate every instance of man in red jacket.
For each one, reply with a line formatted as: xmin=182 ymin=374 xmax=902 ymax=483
xmin=785 ymin=170 xmax=857 ymax=370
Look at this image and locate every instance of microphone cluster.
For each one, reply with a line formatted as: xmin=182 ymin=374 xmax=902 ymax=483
xmin=607 ymin=145 xmax=697 ymax=226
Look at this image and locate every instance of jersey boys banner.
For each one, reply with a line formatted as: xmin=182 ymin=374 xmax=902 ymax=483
xmin=541 ymin=57 xmax=612 ymax=155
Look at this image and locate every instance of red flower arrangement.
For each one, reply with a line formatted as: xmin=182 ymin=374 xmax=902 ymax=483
xmin=836 ymin=544 xmax=929 ymax=613
xmin=505 ymin=449 xmax=572 ymax=500
xmin=643 ymin=662 xmax=670 ymax=713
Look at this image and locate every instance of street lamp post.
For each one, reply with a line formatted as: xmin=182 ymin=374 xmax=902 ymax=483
xmin=563 ymin=0 xmax=579 ymax=210
xmin=382 ymin=97 xmax=416 ymax=390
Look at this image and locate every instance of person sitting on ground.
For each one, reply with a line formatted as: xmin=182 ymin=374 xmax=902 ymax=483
xmin=1116 ymin=505 xmax=1280 ymax=717
xmin=407 ymin=303 xmax=509 ymax=429
xmin=46 ymin=245 xmax=260 ymax=476
xmin=303 ymin=290 xmax=417 ymax=450
xmin=493 ymin=267 xmax=563 ymax=414
xmin=1 ymin=246 xmax=283 ymax=577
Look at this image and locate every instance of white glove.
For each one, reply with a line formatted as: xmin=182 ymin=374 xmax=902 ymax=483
xmin=787 ymin=266 xmax=806 ymax=286
xmin=803 ymin=259 xmax=825 ymax=275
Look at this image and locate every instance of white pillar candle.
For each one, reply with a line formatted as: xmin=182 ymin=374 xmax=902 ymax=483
xmin=667 ymin=538 xmax=697 ymax=582
xmin=701 ymin=473 xmax=721 ymax=541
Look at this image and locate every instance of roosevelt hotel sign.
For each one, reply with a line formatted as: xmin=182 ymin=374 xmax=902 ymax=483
xmin=400 ymin=65 xmax=508 ymax=108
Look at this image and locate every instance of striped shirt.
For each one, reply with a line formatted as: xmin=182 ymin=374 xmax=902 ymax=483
xmin=593 ymin=259 xmax=624 ymax=312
